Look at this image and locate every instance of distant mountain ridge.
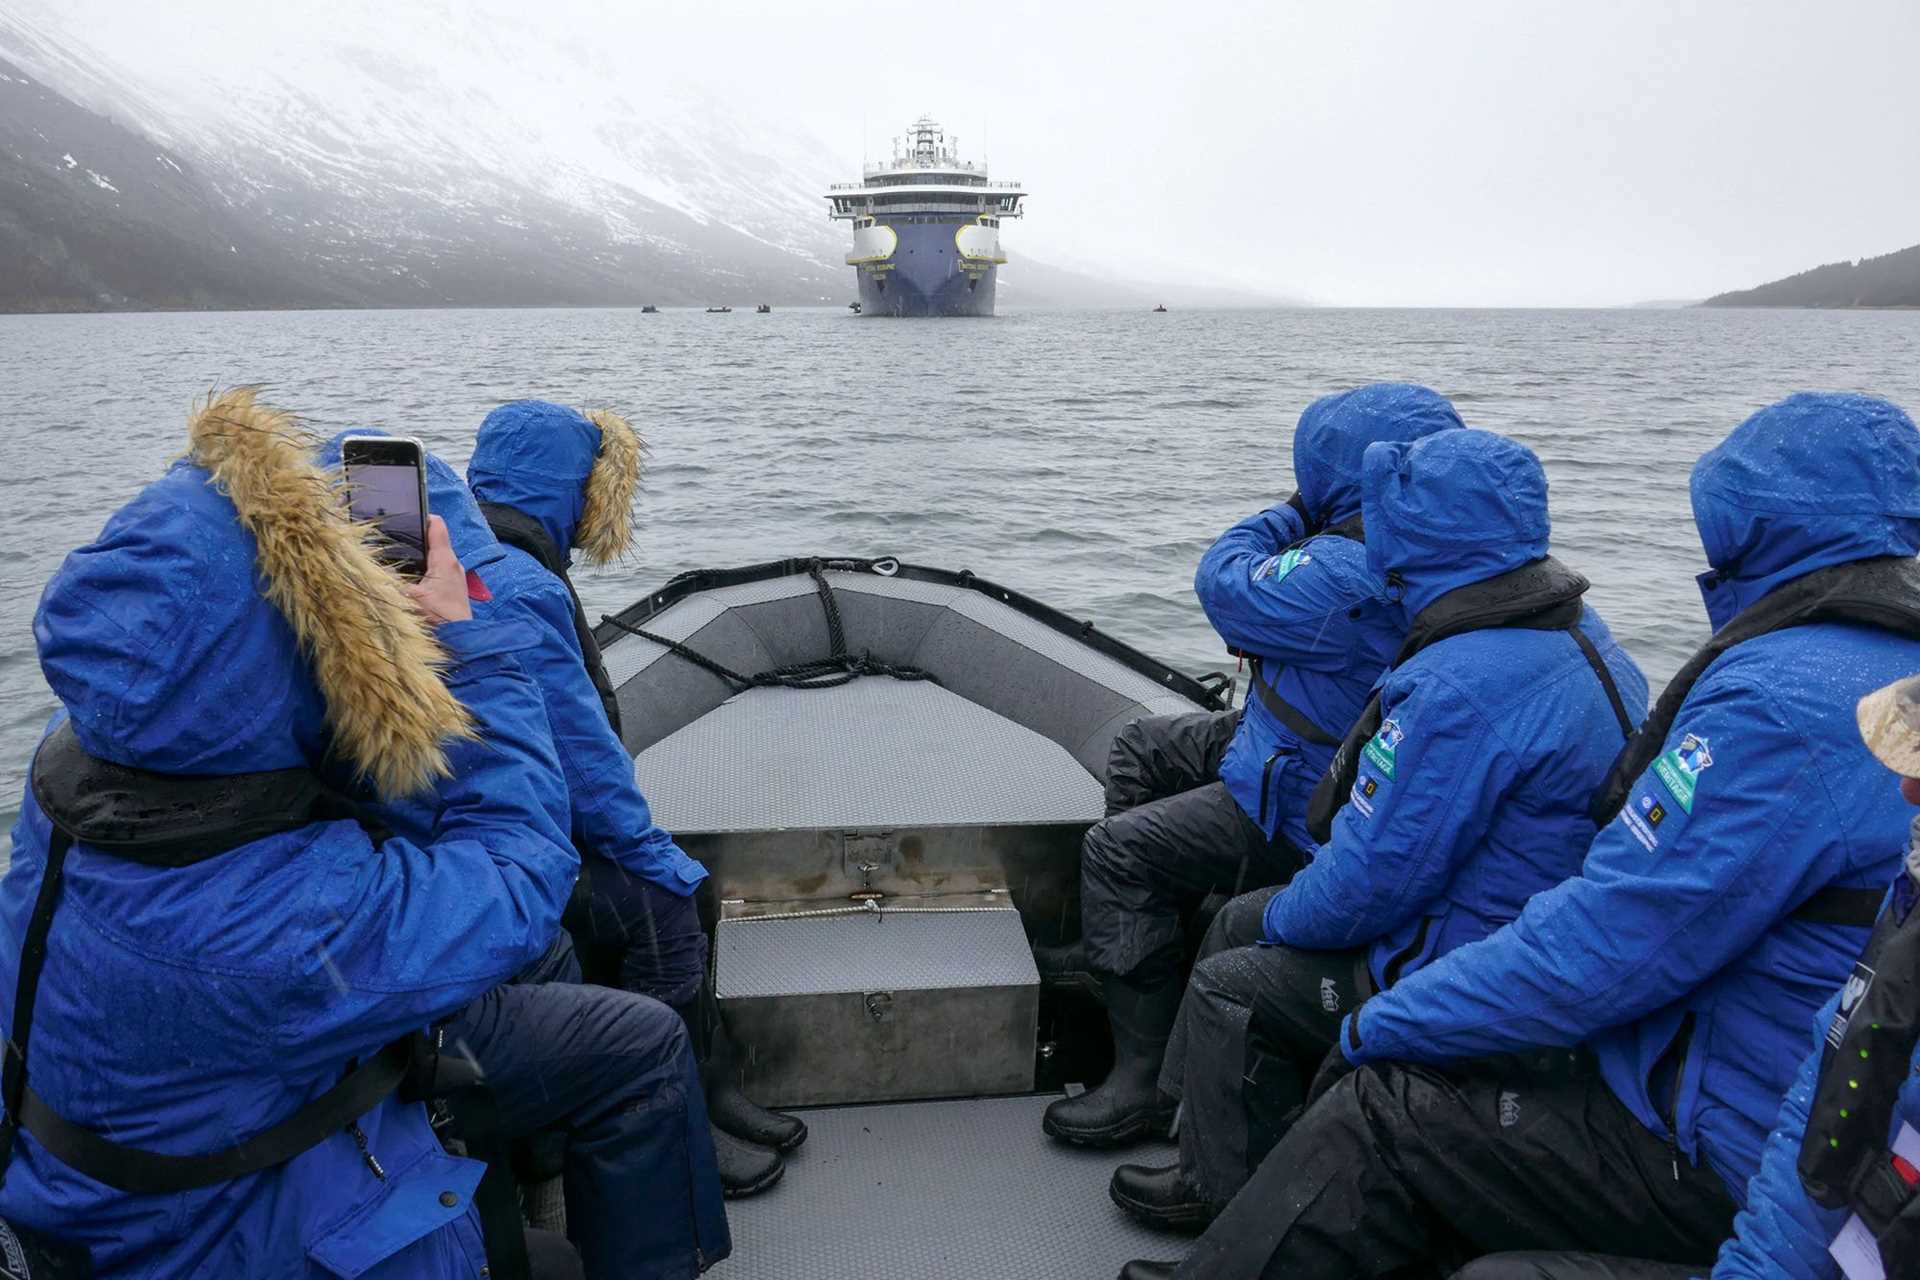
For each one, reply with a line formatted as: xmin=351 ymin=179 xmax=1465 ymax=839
xmin=1702 ymin=241 xmax=1920 ymax=308
xmin=0 ymin=9 xmax=1287 ymax=313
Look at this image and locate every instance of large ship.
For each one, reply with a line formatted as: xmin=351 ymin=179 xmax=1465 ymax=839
xmin=826 ymin=116 xmax=1026 ymax=317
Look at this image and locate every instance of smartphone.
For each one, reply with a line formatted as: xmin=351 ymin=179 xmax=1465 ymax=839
xmin=340 ymin=435 xmax=429 ymax=579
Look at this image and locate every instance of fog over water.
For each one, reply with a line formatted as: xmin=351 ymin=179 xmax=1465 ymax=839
xmin=5 ymin=304 xmax=1920 ymax=843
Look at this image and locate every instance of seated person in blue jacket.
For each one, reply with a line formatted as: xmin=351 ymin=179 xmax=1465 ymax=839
xmin=1042 ymin=383 xmax=1464 ymax=1148
xmin=1439 ymin=680 xmax=1920 ymax=1280
xmin=0 ymin=389 xmax=722 ymax=1279
xmin=1134 ymin=392 xmax=1920 ymax=1280
xmin=1107 ymin=427 xmax=1647 ymax=1237
xmin=460 ymin=399 xmax=804 ymax=1196
xmin=315 ymin=429 xmax=731 ymax=1276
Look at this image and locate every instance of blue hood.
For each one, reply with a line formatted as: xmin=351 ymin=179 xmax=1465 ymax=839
xmin=1362 ymin=428 xmax=1552 ymax=618
xmin=34 ymin=461 xmax=329 ymax=775
xmin=1294 ymin=383 xmax=1465 ymax=527
xmin=317 ymin=430 xmax=503 ymax=570
xmin=466 ymin=401 xmax=604 ymax=561
xmin=1691 ymin=392 xmax=1920 ymax=628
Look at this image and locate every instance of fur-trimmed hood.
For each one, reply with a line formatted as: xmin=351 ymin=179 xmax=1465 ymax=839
xmin=466 ymin=400 xmax=642 ymax=566
xmin=34 ymin=388 xmax=471 ymax=799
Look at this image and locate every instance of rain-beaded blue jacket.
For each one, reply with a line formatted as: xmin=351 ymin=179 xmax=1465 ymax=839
xmin=1197 ymin=383 xmax=1462 ymax=853
xmin=462 ymin=403 xmax=707 ymax=895
xmin=1342 ymin=393 xmax=1920 ymax=1206
xmin=1263 ymin=428 xmax=1647 ymax=989
xmin=317 ymin=425 xmax=704 ymax=893
xmin=0 ymin=457 xmax=577 ymax=1275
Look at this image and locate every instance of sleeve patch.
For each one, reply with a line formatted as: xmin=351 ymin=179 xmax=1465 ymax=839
xmin=1253 ymin=548 xmax=1311 ymax=585
xmin=1619 ymin=774 xmax=1689 ymax=854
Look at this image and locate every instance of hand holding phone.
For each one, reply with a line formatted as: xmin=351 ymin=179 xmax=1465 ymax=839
xmin=404 ymin=516 xmax=471 ymax=625
xmin=341 ymin=435 xmax=429 ymax=579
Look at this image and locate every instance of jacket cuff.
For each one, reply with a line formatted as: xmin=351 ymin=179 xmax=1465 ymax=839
xmin=1340 ymin=1011 xmax=1366 ymax=1065
xmin=436 ymin=617 xmax=542 ymax=666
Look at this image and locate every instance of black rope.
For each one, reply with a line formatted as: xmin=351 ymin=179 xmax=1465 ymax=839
xmin=601 ymin=562 xmax=937 ymax=692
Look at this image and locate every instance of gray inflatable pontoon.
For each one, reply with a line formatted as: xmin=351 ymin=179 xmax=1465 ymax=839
xmin=593 ymin=558 xmax=1230 ymax=1279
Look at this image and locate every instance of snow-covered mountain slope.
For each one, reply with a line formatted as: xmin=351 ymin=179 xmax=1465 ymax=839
xmin=0 ymin=1 xmax=860 ymax=308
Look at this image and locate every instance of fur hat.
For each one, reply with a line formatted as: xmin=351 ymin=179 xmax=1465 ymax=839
xmin=187 ymin=388 xmax=473 ymax=797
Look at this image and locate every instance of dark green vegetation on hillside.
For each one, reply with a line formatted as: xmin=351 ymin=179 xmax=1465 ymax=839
xmin=1703 ymin=242 xmax=1920 ymax=308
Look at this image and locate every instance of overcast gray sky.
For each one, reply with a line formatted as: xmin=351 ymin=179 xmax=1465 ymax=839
xmin=17 ymin=0 xmax=1920 ymax=305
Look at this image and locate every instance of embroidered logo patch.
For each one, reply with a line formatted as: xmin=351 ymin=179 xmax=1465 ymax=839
xmin=1362 ymin=719 xmax=1403 ymax=780
xmin=1498 ymin=1090 xmax=1521 ymax=1128
xmin=1651 ymin=733 xmax=1713 ymax=813
xmin=1826 ymin=961 xmax=1877 ymax=1051
xmin=1253 ymin=548 xmax=1311 ymax=584
xmin=1319 ymin=977 xmax=1340 ymax=1013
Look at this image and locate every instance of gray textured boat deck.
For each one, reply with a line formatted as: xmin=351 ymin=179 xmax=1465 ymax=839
xmin=723 ymin=1094 xmax=1185 ymax=1278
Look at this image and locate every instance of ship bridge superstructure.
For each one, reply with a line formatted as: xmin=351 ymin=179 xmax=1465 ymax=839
xmin=826 ymin=116 xmax=1026 ymax=316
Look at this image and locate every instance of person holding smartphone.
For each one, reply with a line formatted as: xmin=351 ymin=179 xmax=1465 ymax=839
xmin=322 ymin=429 xmax=732 ymax=1274
xmin=460 ymin=399 xmax=805 ymax=1196
xmin=0 ymin=389 xmax=589 ymax=1277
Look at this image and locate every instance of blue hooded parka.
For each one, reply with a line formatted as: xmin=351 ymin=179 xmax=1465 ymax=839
xmin=1262 ymin=428 xmax=1648 ymax=988
xmin=1196 ymin=383 xmax=1464 ymax=853
xmin=318 ymin=426 xmax=706 ymax=897
xmin=1341 ymin=393 xmax=1920 ymax=1207
xmin=0 ymin=452 xmax=578 ymax=1275
xmin=460 ymin=405 xmax=708 ymax=896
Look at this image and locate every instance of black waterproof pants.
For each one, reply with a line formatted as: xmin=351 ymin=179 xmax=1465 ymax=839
xmin=1159 ymin=886 xmax=1371 ymax=1207
xmin=1449 ymin=1256 xmax=1694 ymax=1280
xmin=1082 ymin=712 xmax=1305 ymax=979
xmin=1170 ymin=1054 xmax=1737 ymax=1280
xmin=1103 ymin=708 xmax=1243 ymax=817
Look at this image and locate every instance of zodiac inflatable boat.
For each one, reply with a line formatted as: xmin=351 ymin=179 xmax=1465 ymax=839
xmin=592 ymin=557 xmax=1232 ymax=1279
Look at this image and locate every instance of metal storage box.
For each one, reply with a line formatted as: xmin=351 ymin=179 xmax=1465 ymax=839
xmin=715 ymin=906 xmax=1040 ymax=1109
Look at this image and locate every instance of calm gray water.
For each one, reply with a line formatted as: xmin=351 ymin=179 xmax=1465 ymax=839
xmin=5 ymin=305 xmax=1920 ymax=839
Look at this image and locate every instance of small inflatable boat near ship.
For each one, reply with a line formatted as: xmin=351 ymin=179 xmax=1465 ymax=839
xmin=592 ymin=557 xmax=1232 ymax=1278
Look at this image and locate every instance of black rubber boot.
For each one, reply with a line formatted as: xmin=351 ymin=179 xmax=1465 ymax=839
xmin=1032 ymin=939 xmax=1104 ymax=1000
xmin=1042 ymin=969 xmax=1181 ymax=1147
xmin=1118 ymin=1261 xmax=1179 ymax=1279
xmin=706 ymin=1016 xmax=807 ymax=1153
xmin=1109 ymin=1162 xmax=1216 ymax=1233
xmin=712 ymin=1125 xmax=784 ymax=1198
xmin=685 ymin=986 xmax=808 ymax=1153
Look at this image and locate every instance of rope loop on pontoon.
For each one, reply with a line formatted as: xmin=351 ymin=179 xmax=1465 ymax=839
xmin=602 ymin=560 xmax=939 ymax=692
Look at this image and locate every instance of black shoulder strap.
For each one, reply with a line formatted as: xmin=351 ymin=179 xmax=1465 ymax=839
xmin=1592 ymin=555 xmax=1920 ymax=825
xmin=1 ymin=733 xmax=412 ymax=1196
xmin=480 ymin=501 xmax=625 ymax=739
xmin=1240 ymin=518 xmax=1370 ymax=749
xmin=1304 ymin=556 xmax=1594 ymax=844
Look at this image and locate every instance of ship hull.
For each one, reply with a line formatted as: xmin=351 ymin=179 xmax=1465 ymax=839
xmin=854 ymin=218 xmax=998 ymax=317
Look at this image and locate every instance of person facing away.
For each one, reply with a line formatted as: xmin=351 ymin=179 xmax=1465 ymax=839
xmin=1111 ymin=426 xmax=1646 ymax=1241
xmin=463 ymin=399 xmax=804 ymax=1195
xmin=315 ymin=431 xmax=730 ymax=1278
xmin=1153 ymin=391 xmax=1920 ymax=1280
xmin=0 ymin=389 xmax=580 ymax=1277
xmin=1436 ymin=679 xmax=1920 ymax=1280
xmin=1040 ymin=382 xmax=1464 ymax=1149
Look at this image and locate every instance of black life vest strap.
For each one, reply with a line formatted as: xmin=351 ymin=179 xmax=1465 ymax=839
xmin=1792 ymin=884 xmax=1888 ymax=928
xmin=1238 ymin=516 xmax=1367 ymax=749
xmin=2 ymin=731 xmax=414 ymax=1198
xmin=1592 ymin=555 xmax=1920 ymax=825
xmin=1305 ymin=556 xmax=1597 ymax=844
xmin=480 ymin=501 xmax=625 ymax=738
xmin=1247 ymin=673 xmax=1341 ymax=748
